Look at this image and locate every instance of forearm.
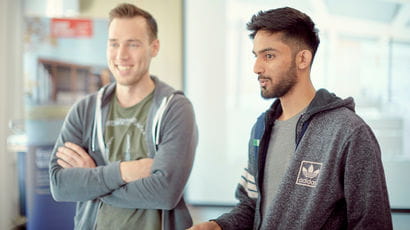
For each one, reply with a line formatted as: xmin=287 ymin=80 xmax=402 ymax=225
xmin=119 ymin=158 xmax=153 ymax=183
xmin=100 ymin=141 xmax=196 ymax=209
xmin=102 ymin=96 xmax=198 ymax=209
xmin=100 ymin=164 xmax=189 ymax=209
xmin=50 ymin=160 xmax=125 ymax=201
xmin=49 ymin=99 xmax=124 ymax=201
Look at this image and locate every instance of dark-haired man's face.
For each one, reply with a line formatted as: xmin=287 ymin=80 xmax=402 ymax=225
xmin=252 ymin=31 xmax=297 ymax=99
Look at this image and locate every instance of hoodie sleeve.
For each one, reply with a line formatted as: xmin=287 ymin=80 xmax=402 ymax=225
xmin=343 ymin=124 xmax=393 ymax=229
xmin=49 ymin=98 xmax=126 ymax=202
xmin=99 ymin=96 xmax=198 ymax=210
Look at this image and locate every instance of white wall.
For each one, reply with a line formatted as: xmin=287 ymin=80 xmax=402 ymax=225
xmin=0 ymin=0 xmax=24 ymax=229
xmin=184 ymin=0 xmax=244 ymax=204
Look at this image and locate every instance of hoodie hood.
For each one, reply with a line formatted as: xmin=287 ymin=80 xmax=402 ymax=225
xmin=306 ymin=88 xmax=355 ymax=116
xmin=91 ymin=75 xmax=178 ymax=160
xmin=100 ymin=76 xmax=175 ymax=108
xmin=266 ymin=88 xmax=355 ymax=123
xmin=262 ymin=88 xmax=356 ymax=148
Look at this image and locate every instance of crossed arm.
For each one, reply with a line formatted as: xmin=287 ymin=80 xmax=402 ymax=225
xmin=50 ymin=96 xmax=197 ymax=210
xmin=57 ymin=142 xmax=220 ymax=230
xmin=56 ymin=142 xmax=153 ymax=183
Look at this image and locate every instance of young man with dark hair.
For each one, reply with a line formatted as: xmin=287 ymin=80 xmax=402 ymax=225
xmin=190 ymin=7 xmax=392 ymax=230
xmin=49 ymin=3 xmax=198 ymax=230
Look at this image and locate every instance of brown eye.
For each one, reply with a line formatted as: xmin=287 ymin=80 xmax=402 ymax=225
xmin=266 ymin=54 xmax=274 ymax=59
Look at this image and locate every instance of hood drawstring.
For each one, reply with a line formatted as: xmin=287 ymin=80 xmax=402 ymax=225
xmin=92 ymin=86 xmax=109 ymax=163
xmin=152 ymin=93 xmax=176 ymax=151
xmin=92 ymin=85 xmax=177 ymax=159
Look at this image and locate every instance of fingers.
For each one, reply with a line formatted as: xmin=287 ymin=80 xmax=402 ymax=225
xmin=65 ymin=142 xmax=96 ymax=167
xmin=56 ymin=145 xmax=82 ymax=167
xmin=187 ymin=221 xmax=221 ymax=230
xmin=57 ymin=159 xmax=72 ymax=168
xmin=64 ymin=142 xmax=89 ymax=159
xmin=56 ymin=142 xmax=96 ymax=168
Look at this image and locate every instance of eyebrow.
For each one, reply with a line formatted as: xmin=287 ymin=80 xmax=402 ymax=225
xmin=252 ymin=47 xmax=278 ymax=56
xmin=108 ymin=39 xmax=141 ymax=43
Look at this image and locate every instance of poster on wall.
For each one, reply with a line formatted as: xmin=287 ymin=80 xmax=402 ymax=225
xmin=50 ymin=18 xmax=93 ymax=38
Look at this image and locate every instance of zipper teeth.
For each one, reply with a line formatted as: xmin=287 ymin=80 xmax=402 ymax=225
xmin=256 ymin=112 xmax=273 ymax=230
xmin=295 ymin=113 xmax=305 ymax=147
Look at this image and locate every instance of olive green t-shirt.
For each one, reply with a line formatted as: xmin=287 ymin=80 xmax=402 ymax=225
xmin=95 ymin=91 xmax=161 ymax=230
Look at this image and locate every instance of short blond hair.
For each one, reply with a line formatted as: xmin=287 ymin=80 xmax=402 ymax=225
xmin=109 ymin=3 xmax=158 ymax=41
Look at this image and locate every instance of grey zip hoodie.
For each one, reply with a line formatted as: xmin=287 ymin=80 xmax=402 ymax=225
xmin=215 ymin=89 xmax=392 ymax=229
xmin=49 ymin=76 xmax=198 ymax=230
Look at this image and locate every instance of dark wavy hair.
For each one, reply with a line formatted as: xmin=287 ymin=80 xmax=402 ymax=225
xmin=247 ymin=7 xmax=320 ymax=59
xmin=109 ymin=3 xmax=158 ymax=41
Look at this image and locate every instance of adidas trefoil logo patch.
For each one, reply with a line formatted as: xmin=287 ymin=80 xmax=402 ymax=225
xmin=296 ymin=161 xmax=322 ymax=188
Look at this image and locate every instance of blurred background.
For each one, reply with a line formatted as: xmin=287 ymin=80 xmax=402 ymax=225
xmin=1 ymin=0 xmax=409 ymax=229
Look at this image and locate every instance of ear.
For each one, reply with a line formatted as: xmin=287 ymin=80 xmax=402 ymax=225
xmin=150 ymin=39 xmax=160 ymax=57
xmin=296 ymin=50 xmax=312 ymax=70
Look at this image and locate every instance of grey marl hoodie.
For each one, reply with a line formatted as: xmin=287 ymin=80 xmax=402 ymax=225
xmin=215 ymin=89 xmax=392 ymax=230
xmin=49 ymin=76 xmax=198 ymax=230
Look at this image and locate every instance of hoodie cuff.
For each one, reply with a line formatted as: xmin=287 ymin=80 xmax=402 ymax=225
xmin=102 ymin=161 xmax=126 ymax=190
xmin=211 ymin=219 xmax=227 ymax=230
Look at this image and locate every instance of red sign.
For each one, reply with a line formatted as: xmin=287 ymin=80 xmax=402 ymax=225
xmin=51 ymin=18 xmax=93 ymax=38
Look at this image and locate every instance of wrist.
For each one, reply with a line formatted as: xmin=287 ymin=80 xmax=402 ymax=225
xmin=210 ymin=221 xmax=222 ymax=230
xmin=101 ymin=161 xmax=126 ymax=189
xmin=119 ymin=161 xmax=131 ymax=183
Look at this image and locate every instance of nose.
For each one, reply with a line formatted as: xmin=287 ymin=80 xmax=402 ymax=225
xmin=117 ymin=45 xmax=129 ymax=60
xmin=253 ymin=57 xmax=263 ymax=75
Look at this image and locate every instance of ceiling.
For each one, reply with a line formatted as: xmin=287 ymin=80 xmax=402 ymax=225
xmin=321 ymin=0 xmax=410 ymax=40
xmin=326 ymin=0 xmax=401 ymax=24
xmin=236 ymin=0 xmax=410 ymax=41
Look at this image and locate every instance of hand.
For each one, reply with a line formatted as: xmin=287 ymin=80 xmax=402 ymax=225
xmin=56 ymin=142 xmax=96 ymax=168
xmin=187 ymin=221 xmax=222 ymax=230
xmin=120 ymin=158 xmax=154 ymax=183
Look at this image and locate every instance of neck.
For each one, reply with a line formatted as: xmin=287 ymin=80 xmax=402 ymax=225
xmin=116 ymin=75 xmax=155 ymax=108
xmin=278 ymin=77 xmax=316 ymax=121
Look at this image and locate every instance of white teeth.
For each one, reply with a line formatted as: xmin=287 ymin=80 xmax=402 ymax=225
xmin=117 ymin=65 xmax=131 ymax=71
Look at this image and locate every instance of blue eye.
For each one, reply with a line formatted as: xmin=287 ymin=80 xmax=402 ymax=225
xmin=110 ymin=43 xmax=119 ymax=48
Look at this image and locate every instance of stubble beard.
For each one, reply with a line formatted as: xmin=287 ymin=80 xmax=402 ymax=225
xmin=260 ymin=62 xmax=297 ymax=99
xmin=113 ymin=67 xmax=149 ymax=88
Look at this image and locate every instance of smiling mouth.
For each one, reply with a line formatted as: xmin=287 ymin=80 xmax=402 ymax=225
xmin=116 ymin=65 xmax=132 ymax=71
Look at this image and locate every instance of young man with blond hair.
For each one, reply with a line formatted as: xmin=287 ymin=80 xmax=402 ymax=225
xmin=50 ymin=3 xmax=197 ymax=230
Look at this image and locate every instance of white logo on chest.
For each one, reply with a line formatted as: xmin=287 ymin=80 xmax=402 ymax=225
xmin=296 ymin=161 xmax=322 ymax=188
